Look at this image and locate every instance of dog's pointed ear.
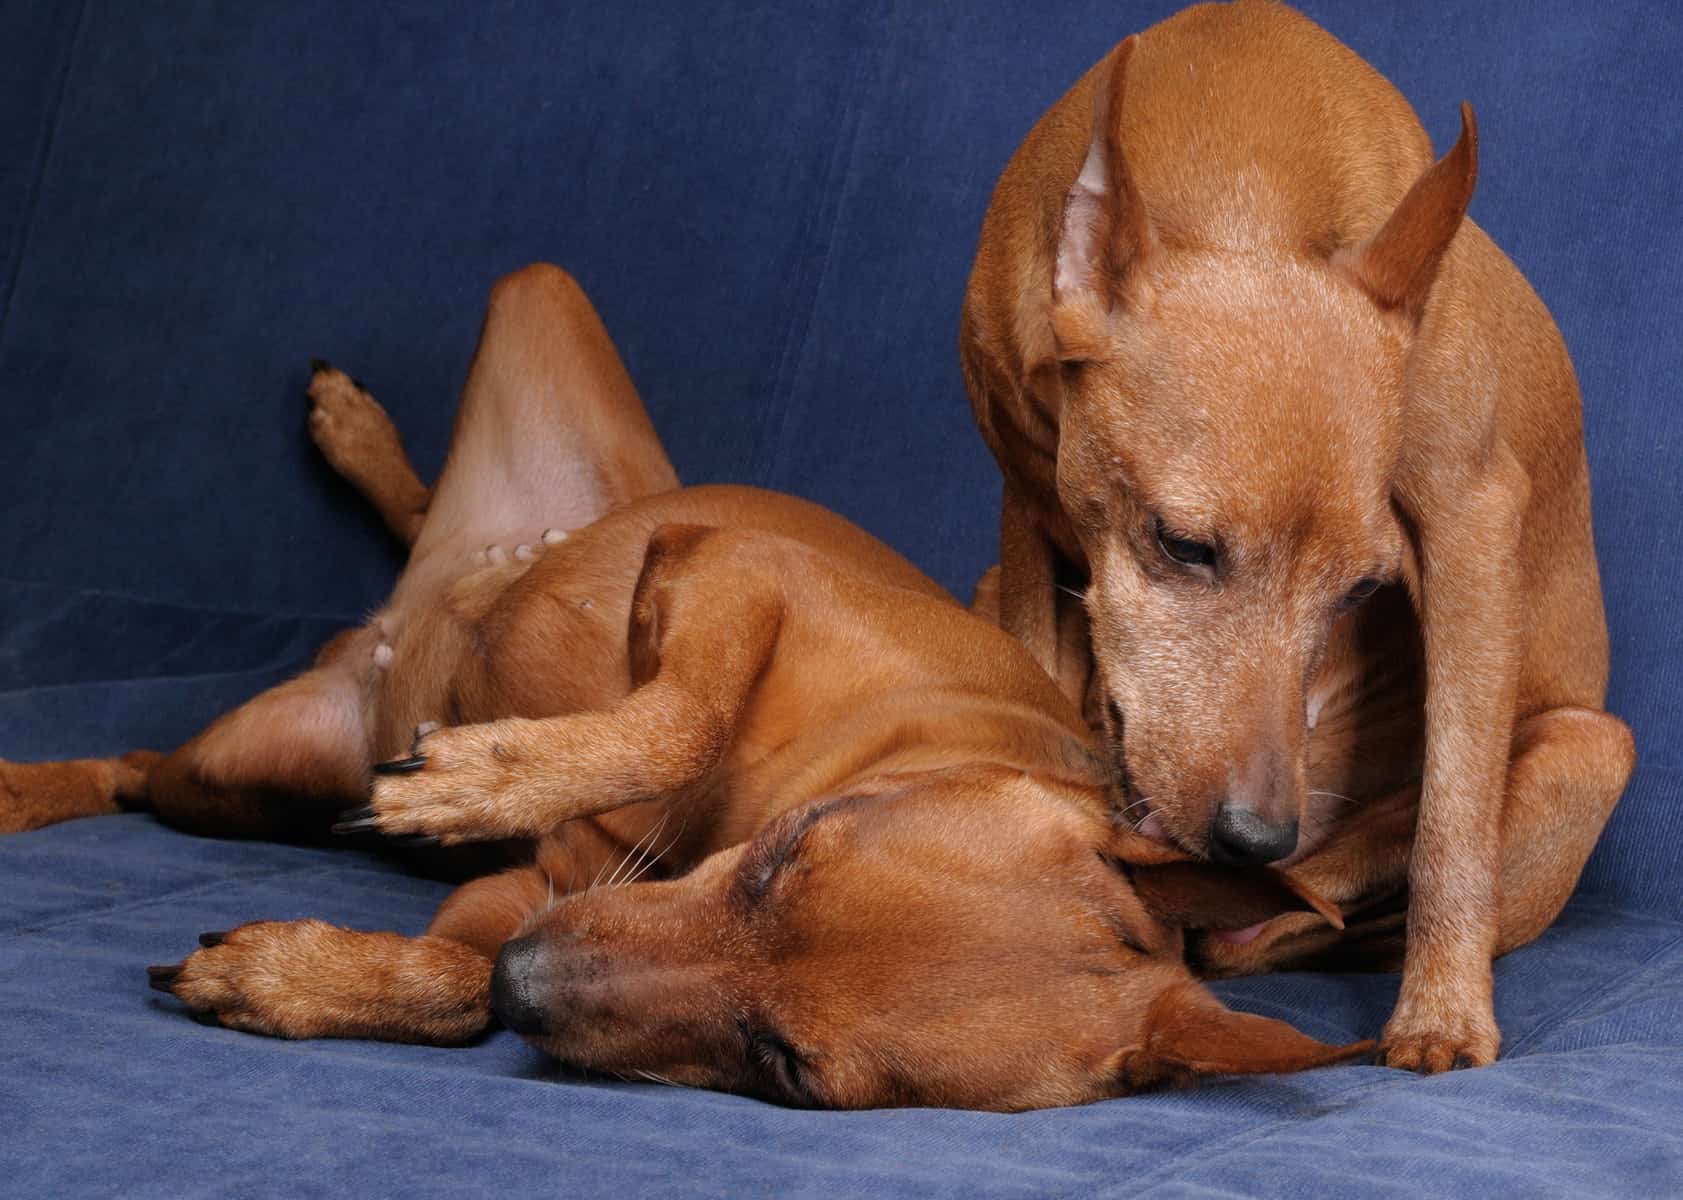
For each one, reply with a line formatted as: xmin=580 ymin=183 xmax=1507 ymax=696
xmin=1116 ymin=853 xmax=1344 ymax=933
xmin=1340 ymin=102 xmax=1478 ymax=321
xmin=1110 ymin=983 xmax=1374 ymax=1090
xmin=1050 ymin=35 xmax=1154 ymax=363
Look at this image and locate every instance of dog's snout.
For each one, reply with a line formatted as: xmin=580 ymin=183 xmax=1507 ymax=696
xmin=1208 ymin=803 xmax=1298 ymax=866
xmin=491 ymin=934 xmax=555 ymax=1036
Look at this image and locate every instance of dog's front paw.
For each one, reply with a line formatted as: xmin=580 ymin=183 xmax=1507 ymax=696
xmin=1378 ymin=1000 xmax=1500 ymax=1073
xmin=340 ymin=723 xmax=526 ymax=845
xmin=147 ymin=920 xmax=354 ymax=1038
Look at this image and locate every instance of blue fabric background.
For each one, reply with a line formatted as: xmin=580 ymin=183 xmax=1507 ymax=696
xmin=2 ymin=1 xmax=1679 ymax=1194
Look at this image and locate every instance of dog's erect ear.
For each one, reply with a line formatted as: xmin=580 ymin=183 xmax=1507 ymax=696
xmin=1050 ymin=35 xmax=1154 ymax=363
xmin=1117 ymin=855 xmax=1344 ymax=933
xmin=1110 ymin=983 xmax=1374 ymax=1091
xmin=1340 ymin=102 xmax=1478 ymax=321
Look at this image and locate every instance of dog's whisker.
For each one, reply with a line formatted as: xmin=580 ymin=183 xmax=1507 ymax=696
xmin=620 ymin=813 xmax=684 ymax=888
xmin=1308 ymin=789 xmax=1359 ymax=806
xmin=608 ymin=811 xmax=669 ymax=889
xmin=590 ymin=847 xmax=619 ymax=890
xmin=622 ymin=816 xmax=688 ymax=888
xmin=599 ymin=817 xmax=658 ymax=890
xmin=1115 ymin=796 xmax=1152 ymax=820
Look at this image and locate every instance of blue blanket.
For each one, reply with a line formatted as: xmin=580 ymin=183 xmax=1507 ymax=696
xmin=3 ymin=1 xmax=1679 ymax=1194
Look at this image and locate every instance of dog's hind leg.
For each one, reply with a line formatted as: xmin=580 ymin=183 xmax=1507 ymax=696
xmin=0 ymin=623 xmax=381 ymax=838
xmin=141 ymin=624 xmax=387 ymax=839
xmin=143 ymin=268 xmax=679 ymax=836
xmin=1486 ymin=706 xmax=1635 ymax=956
xmin=307 ymin=361 xmax=432 ymax=545
xmin=12 ymin=623 xmax=382 ymax=839
xmin=403 ymin=264 xmax=677 ymax=575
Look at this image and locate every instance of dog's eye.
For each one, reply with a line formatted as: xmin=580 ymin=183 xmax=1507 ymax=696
xmin=1155 ymin=519 xmax=1216 ymax=569
xmin=740 ymin=1019 xmax=811 ymax=1103
xmin=1340 ymin=577 xmax=1381 ymax=609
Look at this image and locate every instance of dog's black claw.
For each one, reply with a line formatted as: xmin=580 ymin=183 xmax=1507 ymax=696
xmin=309 ymin=357 xmax=332 ymax=375
xmin=187 ymin=1008 xmax=222 ymax=1027
xmin=1451 ymin=1054 xmax=1474 ymax=1071
xmin=198 ymin=931 xmax=228 ymax=948
xmin=146 ymin=964 xmax=183 ymax=993
xmin=373 ymin=756 xmax=426 ymax=776
xmin=331 ymin=805 xmax=380 ymax=836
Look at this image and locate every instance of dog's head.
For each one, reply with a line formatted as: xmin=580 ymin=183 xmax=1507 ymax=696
xmin=1032 ymin=39 xmax=1476 ymax=863
xmin=490 ymin=768 xmax=1369 ymax=1111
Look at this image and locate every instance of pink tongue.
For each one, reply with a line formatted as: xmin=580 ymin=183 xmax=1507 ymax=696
xmin=1137 ymin=812 xmax=1169 ymax=843
xmin=1211 ymin=921 xmax=1269 ymax=945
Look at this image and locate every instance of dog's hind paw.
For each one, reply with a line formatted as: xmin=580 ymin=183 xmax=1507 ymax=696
xmin=307 ymin=363 xmax=403 ymax=479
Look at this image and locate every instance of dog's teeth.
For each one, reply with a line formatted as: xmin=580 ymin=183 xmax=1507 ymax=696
xmin=514 ymin=544 xmax=535 ymax=561
xmin=372 ymin=643 xmax=394 ymax=669
xmin=542 ymin=528 xmax=567 ymax=545
xmin=486 ymin=545 xmax=508 ymax=565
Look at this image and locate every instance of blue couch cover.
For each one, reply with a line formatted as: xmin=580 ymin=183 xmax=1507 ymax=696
xmin=3 ymin=2 xmax=1679 ymax=1195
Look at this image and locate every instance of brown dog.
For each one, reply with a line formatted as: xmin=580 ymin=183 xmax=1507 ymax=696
xmin=959 ymin=0 xmax=1635 ymax=1072
xmin=0 ymin=264 xmax=1371 ymax=1111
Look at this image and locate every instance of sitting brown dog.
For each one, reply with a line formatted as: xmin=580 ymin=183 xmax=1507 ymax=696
xmin=959 ymin=0 xmax=1634 ymax=1071
xmin=0 ymin=265 xmax=1370 ymax=1111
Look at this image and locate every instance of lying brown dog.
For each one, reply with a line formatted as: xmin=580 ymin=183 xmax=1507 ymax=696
xmin=0 ymin=264 xmax=1370 ymax=1111
xmin=959 ymin=0 xmax=1634 ymax=1071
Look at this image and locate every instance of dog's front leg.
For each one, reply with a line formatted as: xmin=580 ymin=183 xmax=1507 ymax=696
xmin=148 ymin=865 xmax=549 ymax=1041
xmin=1381 ymin=458 xmax=1527 ymax=1072
xmin=348 ymin=530 xmax=785 ymax=844
xmin=149 ymin=922 xmax=494 ymax=1042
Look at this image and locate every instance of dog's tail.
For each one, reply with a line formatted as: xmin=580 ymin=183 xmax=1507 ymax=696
xmin=0 ymin=749 xmax=162 ymax=834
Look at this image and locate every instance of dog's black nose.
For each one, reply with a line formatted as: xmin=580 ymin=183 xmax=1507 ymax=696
xmin=491 ymin=935 xmax=553 ymax=1036
xmin=1208 ymin=804 xmax=1298 ymax=866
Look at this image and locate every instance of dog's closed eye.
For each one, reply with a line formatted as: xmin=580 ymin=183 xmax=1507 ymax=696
xmin=1338 ymin=576 xmax=1382 ymax=610
xmin=1154 ymin=518 xmax=1217 ymax=570
xmin=739 ymin=1017 xmax=813 ymax=1103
